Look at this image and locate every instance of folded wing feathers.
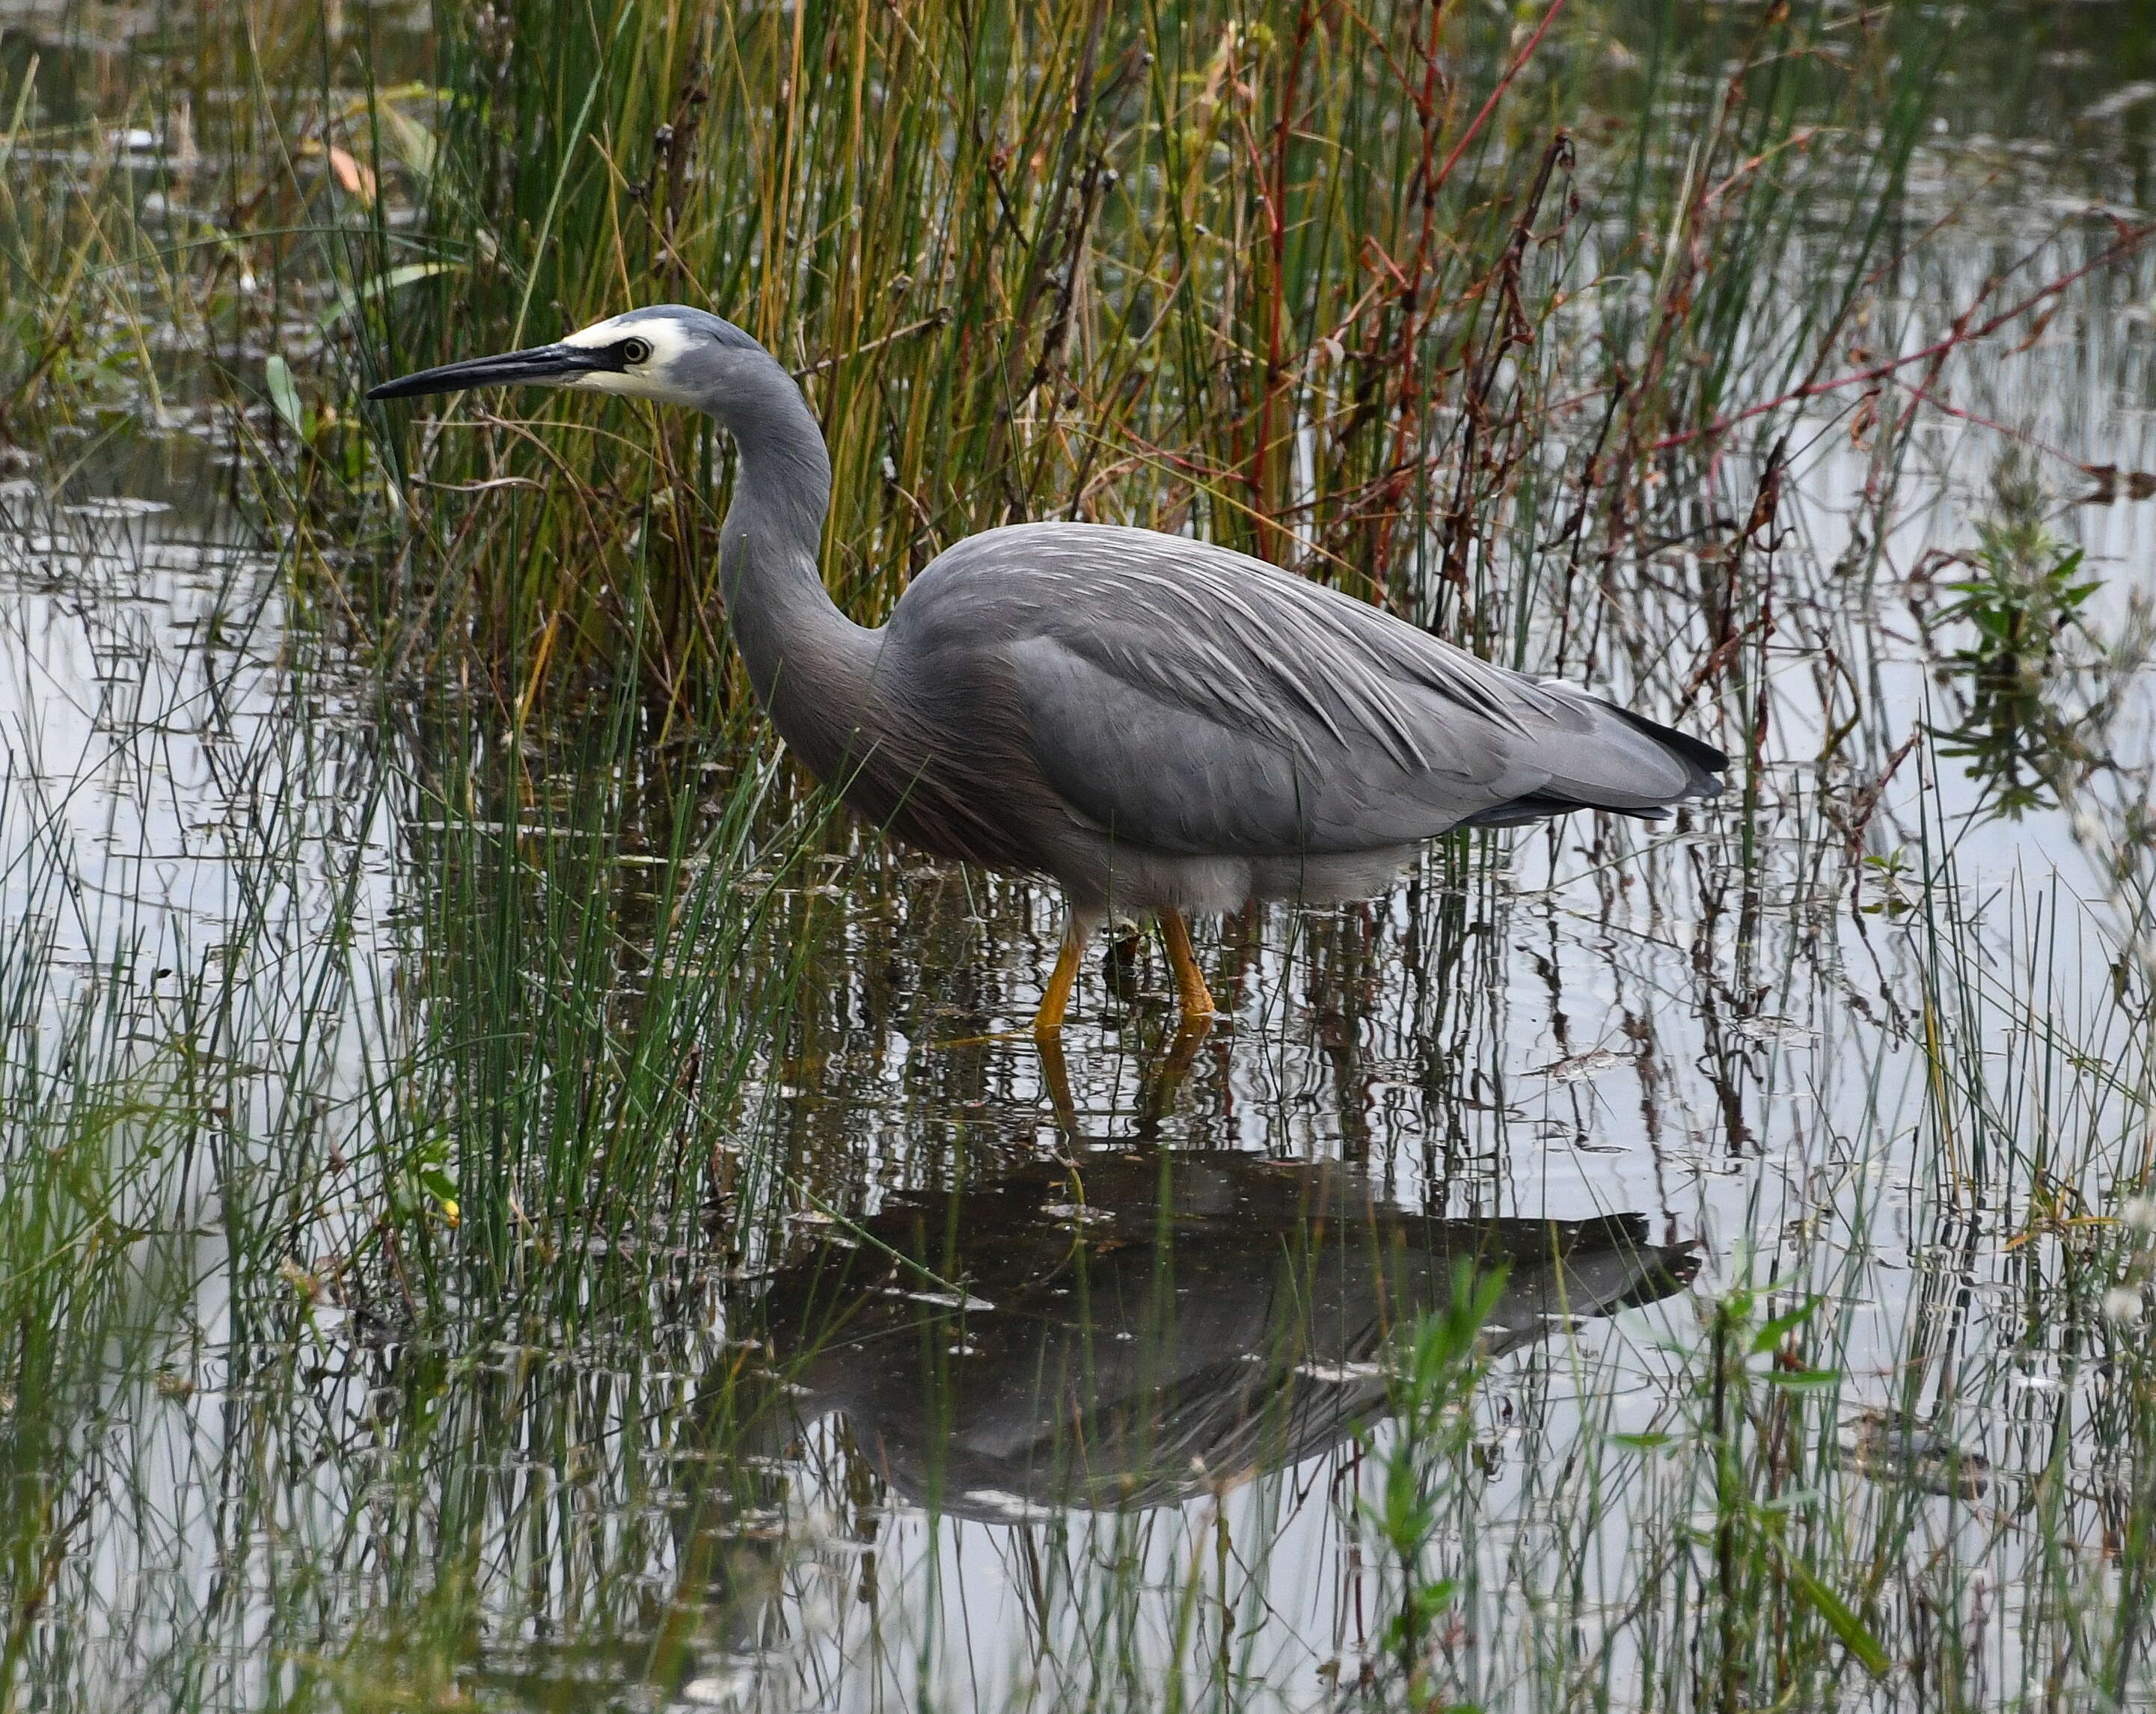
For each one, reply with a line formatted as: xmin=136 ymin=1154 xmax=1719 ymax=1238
xmin=916 ymin=523 xmax=1715 ymax=812
xmin=1070 ymin=550 xmax=1562 ymax=773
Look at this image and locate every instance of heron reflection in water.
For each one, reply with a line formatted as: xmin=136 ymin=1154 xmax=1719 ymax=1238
xmin=750 ymin=1149 xmax=1697 ymax=1520
xmin=370 ymin=308 xmax=1724 ymax=1038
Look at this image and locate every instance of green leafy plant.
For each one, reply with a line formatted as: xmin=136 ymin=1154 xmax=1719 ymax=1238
xmin=1366 ymin=1262 xmax=1509 ymax=1705
xmin=1930 ymin=503 xmax=2102 ymax=818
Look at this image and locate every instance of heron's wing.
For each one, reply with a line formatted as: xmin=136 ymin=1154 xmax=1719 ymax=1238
xmin=924 ymin=525 xmax=1721 ymax=857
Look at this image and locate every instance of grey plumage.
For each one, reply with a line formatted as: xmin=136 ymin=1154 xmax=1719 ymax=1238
xmin=369 ymin=304 xmax=1724 ymax=1028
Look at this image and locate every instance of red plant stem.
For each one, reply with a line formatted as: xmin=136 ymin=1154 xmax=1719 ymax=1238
xmin=1889 ymin=377 xmax=2080 ymax=468
xmin=1653 ymin=223 xmax=2156 ymax=452
xmin=1365 ymin=0 xmax=1570 ymax=596
xmin=1251 ymin=0 xmax=1316 ymax=558
xmin=1370 ymin=0 xmax=1450 ymax=596
xmin=1428 ymin=0 xmax=1576 ymax=199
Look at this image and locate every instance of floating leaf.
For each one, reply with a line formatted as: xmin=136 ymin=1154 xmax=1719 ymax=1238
xmin=2080 ymin=79 xmax=2156 ymax=121
xmin=1533 ymin=1047 xmax=1626 ymax=1083
xmin=325 ymin=144 xmax=377 ymax=203
xmin=1848 ymin=1411 xmax=1990 ymax=1499
xmin=264 ymin=355 xmax=304 ymax=436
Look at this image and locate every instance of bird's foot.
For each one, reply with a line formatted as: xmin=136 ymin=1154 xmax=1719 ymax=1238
xmin=1157 ymin=908 xmax=1219 ymax=1024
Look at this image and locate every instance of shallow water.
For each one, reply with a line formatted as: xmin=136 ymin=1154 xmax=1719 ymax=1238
xmin=6 ymin=3 xmax=2156 ymax=1710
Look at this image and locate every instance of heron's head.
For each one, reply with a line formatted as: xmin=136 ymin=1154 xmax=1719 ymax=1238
xmin=367 ymin=304 xmax=777 ymax=414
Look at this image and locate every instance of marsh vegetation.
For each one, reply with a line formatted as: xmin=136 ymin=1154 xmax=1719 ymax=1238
xmin=3 ymin=0 xmax=2156 ymax=1707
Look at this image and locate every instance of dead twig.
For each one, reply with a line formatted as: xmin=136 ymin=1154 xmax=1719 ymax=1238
xmin=792 ymin=310 xmax=954 ymax=379
xmin=1655 ymin=222 xmax=2156 ymax=451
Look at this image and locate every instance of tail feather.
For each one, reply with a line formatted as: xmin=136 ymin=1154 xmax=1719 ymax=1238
xmin=1461 ymin=693 xmax=1725 ymax=830
xmin=1602 ymin=700 xmax=1729 ymax=791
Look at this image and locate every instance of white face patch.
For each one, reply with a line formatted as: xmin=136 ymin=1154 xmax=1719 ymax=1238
xmin=558 ymin=313 xmax=701 ymax=401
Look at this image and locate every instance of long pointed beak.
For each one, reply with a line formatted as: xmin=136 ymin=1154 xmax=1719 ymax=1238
xmin=366 ymin=341 xmax=601 ymax=402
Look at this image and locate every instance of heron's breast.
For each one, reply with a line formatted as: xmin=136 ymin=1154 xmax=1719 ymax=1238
xmin=820 ymin=673 xmax=1068 ymax=877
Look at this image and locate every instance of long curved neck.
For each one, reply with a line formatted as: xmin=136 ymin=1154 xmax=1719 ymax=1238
xmin=711 ymin=358 xmax=875 ymax=774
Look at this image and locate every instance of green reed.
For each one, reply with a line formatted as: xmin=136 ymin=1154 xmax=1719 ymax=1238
xmin=0 ymin=495 xmax=826 ymax=1707
xmin=318 ymin=0 xmax=1945 ymax=717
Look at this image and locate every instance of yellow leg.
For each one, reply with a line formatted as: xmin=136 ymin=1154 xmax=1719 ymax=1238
xmin=1158 ymin=909 xmax=1217 ymax=1022
xmin=1035 ymin=1031 xmax=1079 ymax=1135
xmin=1034 ymin=920 xmax=1088 ymax=1038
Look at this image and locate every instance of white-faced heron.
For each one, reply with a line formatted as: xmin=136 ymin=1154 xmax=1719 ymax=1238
xmin=369 ymin=305 xmax=1724 ymax=1035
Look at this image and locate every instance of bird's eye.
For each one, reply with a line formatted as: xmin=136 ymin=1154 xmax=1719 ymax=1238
xmin=621 ymin=337 xmax=652 ymax=364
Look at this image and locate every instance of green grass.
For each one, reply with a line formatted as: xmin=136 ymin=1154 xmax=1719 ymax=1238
xmin=291 ymin=0 xmax=1944 ymax=711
